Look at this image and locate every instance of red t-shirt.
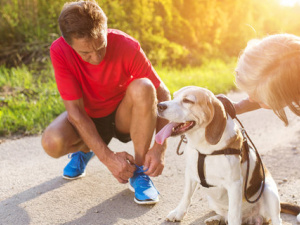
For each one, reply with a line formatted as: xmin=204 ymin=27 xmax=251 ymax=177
xmin=50 ymin=29 xmax=161 ymax=118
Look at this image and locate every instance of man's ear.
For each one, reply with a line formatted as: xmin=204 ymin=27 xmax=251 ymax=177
xmin=205 ymin=98 xmax=227 ymax=145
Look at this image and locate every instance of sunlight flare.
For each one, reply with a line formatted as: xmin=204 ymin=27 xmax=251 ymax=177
xmin=280 ymin=0 xmax=300 ymax=6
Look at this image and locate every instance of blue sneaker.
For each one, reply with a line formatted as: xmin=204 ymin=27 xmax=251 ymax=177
xmin=63 ymin=151 xmax=94 ymax=180
xmin=129 ymin=166 xmax=159 ymax=204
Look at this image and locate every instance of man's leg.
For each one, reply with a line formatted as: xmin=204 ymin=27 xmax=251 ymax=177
xmin=115 ymin=78 xmax=159 ymax=204
xmin=41 ymin=111 xmax=89 ymax=158
xmin=115 ymin=78 xmax=157 ymax=166
xmin=41 ymin=111 xmax=93 ymax=179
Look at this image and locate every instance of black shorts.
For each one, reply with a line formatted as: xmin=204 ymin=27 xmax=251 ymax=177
xmin=91 ymin=110 xmax=131 ymax=145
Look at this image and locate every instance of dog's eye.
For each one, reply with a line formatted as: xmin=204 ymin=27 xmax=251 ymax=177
xmin=183 ymin=98 xmax=194 ymax=104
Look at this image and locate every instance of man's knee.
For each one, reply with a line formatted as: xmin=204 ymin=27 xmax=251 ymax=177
xmin=41 ymin=128 xmax=65 ymax=158
xmin=128 ymin=78 xmax=156 ymax=103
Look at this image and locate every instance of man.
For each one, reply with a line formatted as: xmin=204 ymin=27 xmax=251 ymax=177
xmin=41 ymin=0 xmax=170 ymax=204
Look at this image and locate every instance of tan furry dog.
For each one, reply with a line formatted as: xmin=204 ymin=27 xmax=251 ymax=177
xmin=156 ymin=86 xmax=300 ymax=225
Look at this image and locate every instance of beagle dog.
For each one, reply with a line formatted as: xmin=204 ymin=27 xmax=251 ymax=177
xmin=156 ymin=86 xmax=300 ymax=225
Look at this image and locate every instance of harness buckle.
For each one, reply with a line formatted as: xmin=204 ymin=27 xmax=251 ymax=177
xmin=241 ymin=128 xmax=247 ymax=140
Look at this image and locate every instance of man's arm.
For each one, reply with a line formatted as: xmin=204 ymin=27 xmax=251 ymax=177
xmin=144 ymin=82 xmax=171 ymax=176
xmin=63 ymin=98 xmax=136 ymax=183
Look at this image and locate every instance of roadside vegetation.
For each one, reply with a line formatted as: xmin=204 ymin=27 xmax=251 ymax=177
xmin=0 ymin=59 xmax=237 ymax=136
xmin=0 ymin=62 xmax=63 ymax=136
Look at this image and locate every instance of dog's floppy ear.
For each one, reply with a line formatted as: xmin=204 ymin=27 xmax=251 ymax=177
xmin=205 ymin=98 xmax=227 ymax=145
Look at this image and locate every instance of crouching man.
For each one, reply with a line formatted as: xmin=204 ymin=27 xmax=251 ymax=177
xmin=41 ymin=0 xmax=170 ymax=204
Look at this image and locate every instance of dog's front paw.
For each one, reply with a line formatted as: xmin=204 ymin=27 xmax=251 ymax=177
xmin=166 ymin=209 xmax=186 ymax=222
xmin=205 ymin=215 xmax=224 ymax=225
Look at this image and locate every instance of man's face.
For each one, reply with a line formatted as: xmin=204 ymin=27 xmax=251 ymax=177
xmin=71 ymin=35 xmax=107 ymax=65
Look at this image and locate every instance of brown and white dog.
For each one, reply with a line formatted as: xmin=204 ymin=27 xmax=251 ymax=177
xmin=156 ymin=86 xmax=300 ymax=225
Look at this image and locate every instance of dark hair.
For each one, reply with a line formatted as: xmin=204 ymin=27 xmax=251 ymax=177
xmin=58 ymin=0 xmax=107 ymax=44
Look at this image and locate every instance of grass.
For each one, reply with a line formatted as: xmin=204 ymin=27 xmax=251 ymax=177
xmin=0 ymin=58 xmax=238 ymax=137
xmin=0 ymin=62 xmax=64 ymax=136
xmin=157 ymin=58 xmax=237 ymax=95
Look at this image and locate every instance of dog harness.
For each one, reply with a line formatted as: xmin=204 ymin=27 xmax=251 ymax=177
xmin=197 ymin=95 xmax=242 ymax=188
xmin=197 ymin=148 xmax=241 ymax=188
xmin=196 ymin=96 xmax=265 ymax=204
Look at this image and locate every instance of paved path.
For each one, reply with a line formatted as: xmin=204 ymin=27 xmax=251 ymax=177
xmin=0 ymin=91 xmax=299 ymax=225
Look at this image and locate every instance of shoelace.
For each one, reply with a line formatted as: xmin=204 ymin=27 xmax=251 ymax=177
xmin=134 ymin=166 xmax=152 ymax=188
xmin=68 ymin=152 xmax=85 ymax=171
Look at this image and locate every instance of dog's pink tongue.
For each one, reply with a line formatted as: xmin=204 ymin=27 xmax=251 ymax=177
xmin=155 ymin=122 xmax=177 ymax=145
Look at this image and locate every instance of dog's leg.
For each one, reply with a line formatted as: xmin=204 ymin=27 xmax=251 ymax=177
xmin=226 ymin=179 xmax=243 ymax=225
xmin=166 ymin=174 xmax=198 ymax=222
xmin=253 ymin=216 xmax=264 ymax=225
xmin=204 ymin=215 xmax=225 ymax=225
xmin=260 ymin=182 xmax=282 ymax=225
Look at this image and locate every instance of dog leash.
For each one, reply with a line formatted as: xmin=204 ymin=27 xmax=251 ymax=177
xmin=236 ymin=118 xmax=266 ymax=203
xmin=217 ymin=95 xmax=266 ymax=204
xmin=176 ymin=135 xmax=187 ymax=155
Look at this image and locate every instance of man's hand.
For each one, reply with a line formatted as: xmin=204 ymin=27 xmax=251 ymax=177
xmin=143 ymin=143 xmax=165 ymax=177
xmin=104 ymin=151 xmax=136 ymax=184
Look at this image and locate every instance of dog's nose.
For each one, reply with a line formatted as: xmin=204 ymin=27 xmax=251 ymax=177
xmin=157 ymin=103 xmax=167 ymax=112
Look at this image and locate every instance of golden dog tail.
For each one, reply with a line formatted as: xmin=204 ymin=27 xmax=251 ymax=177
xmin=280 ymin=202 xmax=300 ymax=222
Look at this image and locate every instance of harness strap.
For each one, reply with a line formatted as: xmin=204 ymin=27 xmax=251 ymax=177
xmin=211 ymin=148 xmax=241 ymax=156
xmin=198 ymin=148 xmax=241 ymax=188
xmin=198 ymin=153 xmax=213 ymax=188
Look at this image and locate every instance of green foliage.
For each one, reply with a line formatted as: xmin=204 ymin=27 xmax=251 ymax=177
xmin=157 ymin=58 xmax=237 ymax=95
xmin=100 ymin=0 xmax=190 ymax=66
xmin=0 ymin=0 xmax=62 ymax=44
xmin=2 ymin=0 xmax=300 ymax=66
xmin=0 ymin=63 xmax=64 ymax=136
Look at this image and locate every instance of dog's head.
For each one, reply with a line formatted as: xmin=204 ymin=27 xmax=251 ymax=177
xmin=156 ymin=86 xmax=227 ymax=145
